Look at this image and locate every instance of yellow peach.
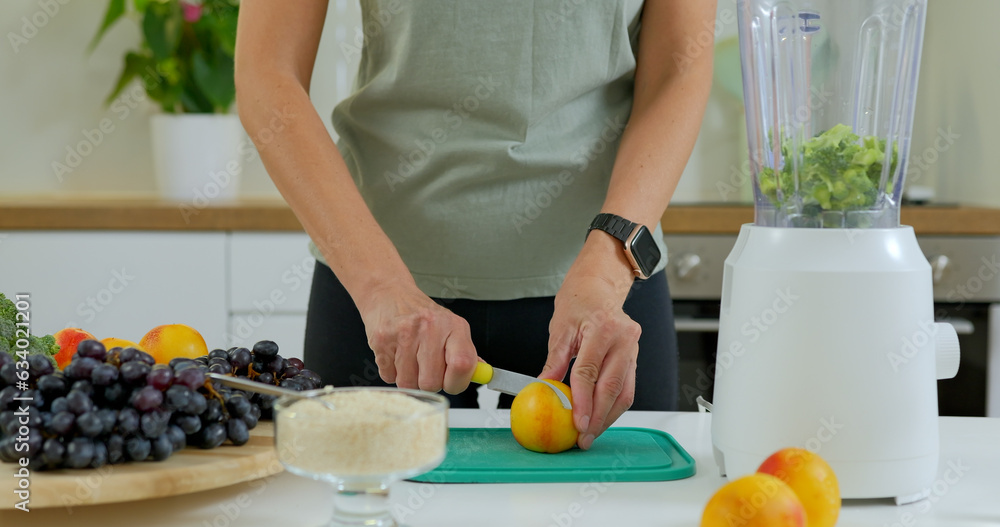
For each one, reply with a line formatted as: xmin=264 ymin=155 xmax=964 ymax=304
xmin=757 ymin=448 xmax=841 ymax=527
xmin=702 ymin=473 xmax=807 ymax=527
xmin=139 ymin=323 xmax=208 ymax=364
xmin=510 ymin=380 xmax=578 ymax=453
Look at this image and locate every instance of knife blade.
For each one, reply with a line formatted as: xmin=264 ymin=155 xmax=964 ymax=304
xmin=471 ymin=362 xmax=573 ymax=410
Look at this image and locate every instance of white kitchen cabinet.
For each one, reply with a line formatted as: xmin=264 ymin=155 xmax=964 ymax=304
xmin=228 ymin=233 xmax=315 ymax=313
xmin=226 ymin=233 xmax=315 ymax=359
xmin=0 ymin=231 xmax=228 ymax=346
xmin=0 ymin=231 xmax=316 ymax=357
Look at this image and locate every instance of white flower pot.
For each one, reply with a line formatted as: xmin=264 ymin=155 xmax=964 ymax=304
xmin=151 ymin=114 xmax=244 ymax=203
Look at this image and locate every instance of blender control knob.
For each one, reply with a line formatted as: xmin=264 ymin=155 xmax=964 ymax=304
xmin=674 ymin=253 xmax=702 ymax=282
xmin=934 ymin=322 xmax=961 ymax=380
xmin=928 ymin=255 xmax=951 ymax=284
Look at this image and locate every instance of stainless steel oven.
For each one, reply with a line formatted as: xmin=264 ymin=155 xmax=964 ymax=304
xmin=665 ymin=234 xmax=1000 ymax=417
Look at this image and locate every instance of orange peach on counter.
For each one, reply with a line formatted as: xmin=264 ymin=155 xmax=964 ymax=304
xmin=53 ymin=327 xmax=97 ymax=369
xmin=757 ymin=448 xmax=841 ymax=527
xmin=701 ymin=473 xmax=807 ymax=527
xmin=139 ymin=323 xmax=208 ymax=364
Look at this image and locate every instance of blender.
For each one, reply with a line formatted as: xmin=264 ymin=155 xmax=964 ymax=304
xmin=711 ymin=0 xmax=961 ymax=503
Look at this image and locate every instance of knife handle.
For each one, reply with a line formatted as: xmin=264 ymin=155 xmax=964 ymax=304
xmin=471 ymin=361 xmax=494 ymax=385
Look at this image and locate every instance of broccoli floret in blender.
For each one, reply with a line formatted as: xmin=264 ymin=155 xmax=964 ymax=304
xmin=758 ymin=124 xmax=898 ymax=213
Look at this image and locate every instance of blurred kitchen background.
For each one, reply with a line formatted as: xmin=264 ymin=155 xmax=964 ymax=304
xmin=0 ymin=0 xmax=997 ymax=203
xmin=0 ymin=0 xmax=359 ymax=197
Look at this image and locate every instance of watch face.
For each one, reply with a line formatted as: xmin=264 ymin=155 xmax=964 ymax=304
xmin=628 ymin=225 xmax=661 ymax=278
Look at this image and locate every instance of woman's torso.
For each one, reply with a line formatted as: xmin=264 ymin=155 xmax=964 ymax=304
xmin=312 ymin=0 xmax=667 ymax=300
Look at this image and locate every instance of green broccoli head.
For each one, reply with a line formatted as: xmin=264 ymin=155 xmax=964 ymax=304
xmin=26 ymin=334 xmax=59 ymax=358
xmin=0 ymin=293 xmax=17 ymax=352
xmin=0 ymin=317 xmax=13 ymax=344
xmin=1 ymin=292 xmax=60 ymax=360
xmin=0 ymin=293 xmax=16 ymax=324
xmin=757 ymin=124 xmax=898 ymax=215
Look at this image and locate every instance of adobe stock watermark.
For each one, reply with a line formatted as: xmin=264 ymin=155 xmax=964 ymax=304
xmin=887 ymin=319 xmax=938 ymax=373
xmin=511 ymin=170 xmax=576 ymax=234
xmin=673 ymin=8 xmax=737 ymax=72
xmin=391 ymin=412 xmax=510 ymax=521
xmin=224 ymin=254 xmax=314 ymax=348
xmin=681 ymin=287 xmax=799 ymax=405
xmin=944 ymin=253 xmax=1000 ymax=309
xmin=697 ymin=472 xmax=793 ymax=527
xmin=718 ymin=287 xmax=800 ymax=368
xmin=885 ymin=458 xmax=970 ymax=526
xmin=715 ymin=86 xmax=834 ymax=202
xmin=60 ymin=464 xmax=115 ymax=513
xmin=51 ymin=63 xmax=170 ymax=183
xmin=906 ymin=127 xmax=959 ymax=184
xmin=543 ymin=0 xmax=586 ymax=28
xmin=511 ymin=112 xmax=627 ymax=234
xmin=180 ymin=106 xmax=295 ymax=224
xmin=338 ymin=0 xmax=402 ymax=60
xmin=547 ymin=447 xmax=636 ymax=527
xmin=383 ymin=75 xmax=501 ymax=191
xmin=390 ymin=461 xmax=456 ymax=523
xmin=64 ymin=267 xmax=136 ymax=327
xmin=435 ymin=277 xmax=469 ymax=304
xmin=802 ymin=416 xmax=844 ymax=454
xmin=7 ymin=0 xmax=72 ymax=54
xmin=197 ymin=433 xmax=307 ymax=527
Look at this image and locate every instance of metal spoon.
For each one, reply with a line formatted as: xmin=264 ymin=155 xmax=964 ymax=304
xmin=207 ymin=373 xmax=337 ymax=409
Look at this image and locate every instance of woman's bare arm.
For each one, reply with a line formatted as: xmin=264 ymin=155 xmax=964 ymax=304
xmin=235 ymin=0 xmax=477 ymax=393
xmin=235 ymin=0 xmax=410 ymax=306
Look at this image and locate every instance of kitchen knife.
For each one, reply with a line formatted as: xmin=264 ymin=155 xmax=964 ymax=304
xmin=471 ymin=362 xmax=573 ymax=410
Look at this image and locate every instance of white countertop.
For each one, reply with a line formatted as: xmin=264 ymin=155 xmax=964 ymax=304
xmin=5 ymin=410 xmax=1000 ymax=527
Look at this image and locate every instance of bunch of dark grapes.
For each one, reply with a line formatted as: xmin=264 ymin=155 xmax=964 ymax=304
xmin=0 ymin=339 xmax=321 ymax=470
xmin=194 ymin=340 xmax=322 ymax=421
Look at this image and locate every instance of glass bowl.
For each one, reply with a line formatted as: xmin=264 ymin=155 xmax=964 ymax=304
xmin=274 ymin=387 xmax=448 ymax=527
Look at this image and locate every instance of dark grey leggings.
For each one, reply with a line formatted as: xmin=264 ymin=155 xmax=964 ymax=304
xmin=304 ymin=262 xmax=679 ymax=410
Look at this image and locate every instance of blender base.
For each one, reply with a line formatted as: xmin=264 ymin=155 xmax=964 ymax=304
xmin=711 ymin=224 xmax=955 ymax=503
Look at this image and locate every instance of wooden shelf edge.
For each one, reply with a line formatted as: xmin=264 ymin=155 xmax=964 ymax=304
xmin=1 ymin=201 xmax=998 ymax=235
xmin=0 ymin=201 xmax=304 ymax=232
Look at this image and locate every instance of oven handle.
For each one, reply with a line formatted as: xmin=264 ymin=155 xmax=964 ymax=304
xmin=674 ymin=317 xmax=974 ymax=335
xmin=674 ymin=317 xmax=721 ymax=332
xmin=938 ymin=317 xmax=974 ymax=335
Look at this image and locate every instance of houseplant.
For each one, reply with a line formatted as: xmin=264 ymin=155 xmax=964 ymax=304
xmin=93 ymin=0 xmax=244 ymax=202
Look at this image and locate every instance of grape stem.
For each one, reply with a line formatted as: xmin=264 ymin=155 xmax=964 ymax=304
xmin=201 ymin=379 xmax=230 ymax=418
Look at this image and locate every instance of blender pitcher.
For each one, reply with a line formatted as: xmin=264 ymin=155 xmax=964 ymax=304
xmin=739 ymin=0 xmax=926 ymax=228
xmin=711 ymin=0 xmax=961 ymax=504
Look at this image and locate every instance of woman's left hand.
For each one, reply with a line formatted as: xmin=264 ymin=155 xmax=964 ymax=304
xmin=540 ymin=232 xmax=641 ymax=450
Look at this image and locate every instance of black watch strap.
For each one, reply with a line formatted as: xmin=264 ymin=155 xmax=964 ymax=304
xmin=588 ymin=213 xmax=636 ymax=242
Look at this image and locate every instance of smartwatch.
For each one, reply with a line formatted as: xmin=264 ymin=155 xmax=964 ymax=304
xmin=587 ymin=213 xmax=661 ymax=280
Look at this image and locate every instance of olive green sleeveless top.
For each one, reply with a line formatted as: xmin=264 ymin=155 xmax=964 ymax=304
xmin=311 ymin=0 xmax=668 ymax=300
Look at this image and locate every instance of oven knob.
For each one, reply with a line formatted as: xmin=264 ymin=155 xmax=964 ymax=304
xmin=928 ymin=254 xmax=950 ymax=284
xmin=674 ymin=253 xmax=702 ymax=282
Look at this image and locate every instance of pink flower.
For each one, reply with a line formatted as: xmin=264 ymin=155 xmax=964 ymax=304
xmin=181 ymin=1 xmax=202 ymax=23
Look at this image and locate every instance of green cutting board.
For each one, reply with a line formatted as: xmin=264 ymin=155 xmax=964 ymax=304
xmin=410 ymin=427 xmax=696 ymax=483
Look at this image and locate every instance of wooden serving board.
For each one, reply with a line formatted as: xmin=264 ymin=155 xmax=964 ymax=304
xmin=1 ymin=422 xmax=280 ymax=509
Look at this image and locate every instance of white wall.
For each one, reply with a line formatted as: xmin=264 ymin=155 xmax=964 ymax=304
xmin=1 ymin=1 xmax=996 ymax=206
xmin=0 ymin=0 xmax=361 ymax=197
xmin=672 ymin=0 xmax=1000 ymax=206
xmin=909 ymin=0 xmax=1000 ymax=206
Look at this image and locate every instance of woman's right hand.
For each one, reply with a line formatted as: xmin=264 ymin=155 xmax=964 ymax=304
xmin=357 ymin=284 xmax=479 ymax=394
